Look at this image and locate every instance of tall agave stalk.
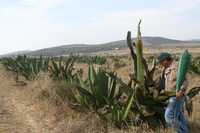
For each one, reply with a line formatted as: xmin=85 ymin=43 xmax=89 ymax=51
xmin=135 ymin=20 xmax=145 ymax=88
xmin=127 ymin=31 xmax=137 ymax=79
xmin=61 ymin=21 xmax=200 ymax=129
xmin=127 ymin=21 xmax=200 ymax=125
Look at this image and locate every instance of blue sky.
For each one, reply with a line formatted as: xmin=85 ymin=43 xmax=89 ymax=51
xmin=0 ymin=0 xmax=200 ymax=54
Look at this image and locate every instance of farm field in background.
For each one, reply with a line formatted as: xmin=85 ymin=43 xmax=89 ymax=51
xmin=0 ymin=52 xmax=200 ymax=133
xmin=0 ymin=26 xmax=200 ymax=132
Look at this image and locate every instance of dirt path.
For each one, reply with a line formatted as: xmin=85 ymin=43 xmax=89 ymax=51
xmin=0 ymin=68 xmax=103 ymax=133
xmin=1 ymin=66 xmax=200 ymax=133
xmin=0 ymin=68 xmax=49 ymax=133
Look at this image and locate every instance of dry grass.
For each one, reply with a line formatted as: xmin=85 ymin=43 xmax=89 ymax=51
xmin=0 ymin=54 xmax=200 ymax=133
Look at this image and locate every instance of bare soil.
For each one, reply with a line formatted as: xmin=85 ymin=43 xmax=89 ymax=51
xmin=0 ymin=61 xmax=200 ymax=133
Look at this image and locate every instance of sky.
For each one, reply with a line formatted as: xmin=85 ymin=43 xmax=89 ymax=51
xmin=0 ymin=0 xmax=200 ymax=54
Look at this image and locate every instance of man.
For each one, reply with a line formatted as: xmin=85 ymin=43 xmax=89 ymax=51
xmin=157 ymin=52 xmax=189 ymax=133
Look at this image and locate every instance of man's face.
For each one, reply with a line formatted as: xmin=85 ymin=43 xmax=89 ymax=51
xmin=160 ymin=60 xmax=171 ymax=68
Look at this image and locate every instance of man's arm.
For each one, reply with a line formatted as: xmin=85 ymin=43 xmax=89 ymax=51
xmin=176 ymin=76 xmax=189 ymax=99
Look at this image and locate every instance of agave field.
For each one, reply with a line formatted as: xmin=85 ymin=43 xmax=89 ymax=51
xmin=1 ymin=55 xmax=49 ymax=80
xmin=73 ymin=55 xmax=107 ymax=65
xmin=1 ymin=22 xmax=200 ymax=130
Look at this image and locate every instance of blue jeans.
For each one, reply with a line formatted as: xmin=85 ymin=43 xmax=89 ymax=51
xmin=165 ymin=97 xmax=189 ymax=133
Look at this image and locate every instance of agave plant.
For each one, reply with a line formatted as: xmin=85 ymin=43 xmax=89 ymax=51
xmin=49 ymin=56 xmax=79 ymax=82
xmin=2 ymin=55 xmax=49 ymax=80
xmin=73 ymin=55 xmax=107 ymax=65
xmin=126 ymin=21 xmax=200 ymax=128
xmin=63 ymin=21 xmax=200 ymax=129
xmin=69 ymin=64 xmax=135 ymax=126
xmin=72 ymin=65 xmax=120 ymax=108
xmin=190 ymin=57 xmax=200 ymax=75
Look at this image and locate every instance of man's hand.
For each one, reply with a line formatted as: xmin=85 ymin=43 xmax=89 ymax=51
xmin=176 ymin=90 xmax=185 ymax=100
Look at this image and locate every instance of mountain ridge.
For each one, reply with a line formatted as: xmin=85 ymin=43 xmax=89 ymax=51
xmin=1 ymin=36 xmax=200 ymax=57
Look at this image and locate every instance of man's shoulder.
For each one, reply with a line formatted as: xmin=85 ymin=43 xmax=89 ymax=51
xmin=170 ymin=61 xmax=178 ymax=70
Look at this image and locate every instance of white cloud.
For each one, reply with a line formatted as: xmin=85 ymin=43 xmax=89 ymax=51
xmin=1 ymin=0 xmax=67 ymax=17
xmin=80 ymin=0 xmax=200 ymax=42
xmin=19 ymin=0 xmax=66 ymax=8
xmin=0 ymin=0 xmax=71 ymax=54
xmin=0 ymin=0 xmax=199 ymax=54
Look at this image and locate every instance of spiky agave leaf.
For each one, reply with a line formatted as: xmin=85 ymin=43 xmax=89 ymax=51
xmin=107 ymin=72 xmax=117 ymax=99
xmin=50 ymin=60 xmax=60 ymax=79
xmin=96 ymin=69 xmax=112 ymax=107
xmin=2 ymin=55 xmax=49 ymax=80
xmin=121 ymin=91 xmax=134 ymax=121
xmin=185 ymin=99 xmax=193 ymax=117
xmin=127 ymin=31 xmax=137 ymax=78
xmin=88 ymin=64 xmax=96 ymax=85
xmin=187 ymin=86 xmax=200 ymax=99
xmin=135 ymin=20 xmax=145 ymax=88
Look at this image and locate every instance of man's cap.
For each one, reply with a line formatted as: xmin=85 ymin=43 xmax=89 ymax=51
xmin=157 ymin=52 xmax=172 ymax=63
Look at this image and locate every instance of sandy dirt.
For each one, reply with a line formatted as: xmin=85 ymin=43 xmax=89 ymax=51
xmin=0 ymin=67 xmax=51 ymax=133
xmin=0 ymin=66 xmax=106 ymax=133
xmin=1 ymin=61 xmax=200 ymax=133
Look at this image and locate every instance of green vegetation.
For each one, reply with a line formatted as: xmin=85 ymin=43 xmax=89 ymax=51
xmin=49 ymin=56 xmax=80 ymax=81
xmin=111 ymin=56 xmax=127 ymax=69
xmin=73 ymin=55 xmax=107 ymax=65
xmin=1 ymin=55 xmax=49 ymax=80
xmin=1 ymin=21 xmax=200 ymax=130
xmin=190 ymin=57 xmax=200 ymax=75
xmin=68 ymin=21 xmax=198 ymax=128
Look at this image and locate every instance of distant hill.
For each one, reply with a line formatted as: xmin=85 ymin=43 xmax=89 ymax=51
xmin=1 ymin=36 xmax=200 ymax=57
xmin=187 ymin=39 xmax=200 ymax=43
xmin=0 ymin=50 xmax=31 ymax=57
